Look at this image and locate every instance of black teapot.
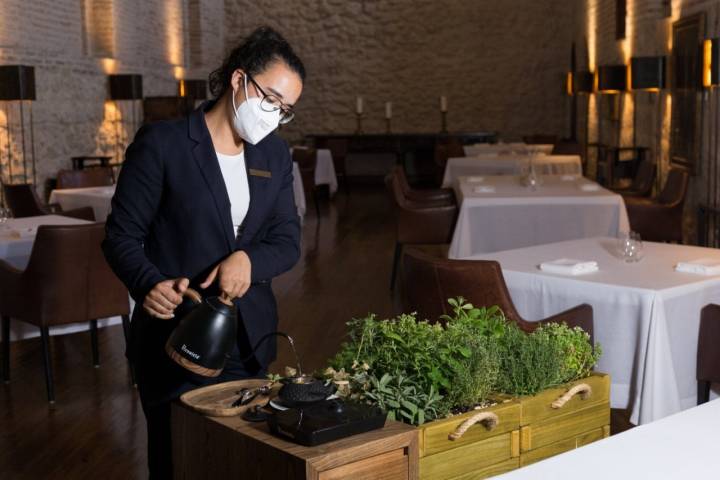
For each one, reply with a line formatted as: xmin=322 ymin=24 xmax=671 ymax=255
xmin=165 ymin=288 xmax=236 ymax=377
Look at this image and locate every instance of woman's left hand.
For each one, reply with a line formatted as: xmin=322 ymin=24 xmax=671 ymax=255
xmin=200 ymin=251 xmax=252 ymax=300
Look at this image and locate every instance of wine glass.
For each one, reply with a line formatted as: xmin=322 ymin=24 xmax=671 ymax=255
xmin=0 ymin=207 xmax=10 ymax=230
xmin=616 ymin=231 xmax=644 ymax=263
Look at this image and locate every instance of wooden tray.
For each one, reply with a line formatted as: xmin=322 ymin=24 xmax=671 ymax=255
xmin=179 ymin=379 xmax=280 ymax=417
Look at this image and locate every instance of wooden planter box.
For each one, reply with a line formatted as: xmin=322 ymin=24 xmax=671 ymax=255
xmin=417 ymin=373 xmax=610 ymax=480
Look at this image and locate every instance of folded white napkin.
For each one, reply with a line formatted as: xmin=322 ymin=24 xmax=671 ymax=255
xmin=675 ymin=258 xmax=720 ymax=276
xmin=473 ymin=185 xmax=496 ymax=193
xmin=465 ymin=176 xmax=485 ymax=183
xmin=539 ymin=258 xmax=599 ymax=276
xmin=5 ymin=227 xmax=37 ymax=240
xmin=579 ymin=183 xmax=600 ymax=192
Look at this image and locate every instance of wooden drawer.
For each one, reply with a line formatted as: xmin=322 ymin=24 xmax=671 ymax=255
xmin=520 ymin=401 xmax=609 ymax=452
xmin=520 ymin=425 xmax=610 ymax=467
xmin=420 ymin=431 xmax=518 ymax=480
xmin=519 ymin=373 xmax=610 ymax=427
xmin=420 ymin=401 xmax=520 ymax=456
xmin=319 ymin=449 xmax=408 ymax=480
xmin=447 ymin=458 xmax=520 ymax=480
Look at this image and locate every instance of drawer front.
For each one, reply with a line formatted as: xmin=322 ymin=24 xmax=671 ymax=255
xmin=520 ymin=373 xmax=610 ymax=426
xmin=520 ymin=402 xmax=609 ymax=452
xmin=319 ymin=449 xmax=408 ymax=480
xmin=421 ymin=402 xmax=520 ymax=456
xmin=447 ymin=458 xmax=520 ymax=480
xmin=420 ymin=431 xmax=516 ymax=480
xmin=520 ymin=426 xmax=609 ymax=467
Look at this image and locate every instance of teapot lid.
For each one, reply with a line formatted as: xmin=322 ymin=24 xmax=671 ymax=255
xmin=205 ymin=296 xmax=236 ymax=316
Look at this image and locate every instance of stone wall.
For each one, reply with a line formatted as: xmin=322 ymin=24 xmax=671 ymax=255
xmin=0 ymin=0 xmax=578 ymax=198
xmin=573 ymin=0 xmax=720 ymax=242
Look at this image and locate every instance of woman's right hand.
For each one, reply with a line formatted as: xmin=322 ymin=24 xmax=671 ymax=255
xmin=143 ymin=278 xmax=190 ymax=319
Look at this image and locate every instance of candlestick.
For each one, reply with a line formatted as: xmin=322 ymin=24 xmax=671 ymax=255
xmin=440 ymin=95 xmax=447 ymax=112
xmin=356 ymin=96 xmax=363 ymax=114
xmin=385 ymin=101 xmax=392 ymax=119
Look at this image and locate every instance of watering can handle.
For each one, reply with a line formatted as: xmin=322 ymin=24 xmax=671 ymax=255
xmin=183 ymin=288 xmax=203 ymax=305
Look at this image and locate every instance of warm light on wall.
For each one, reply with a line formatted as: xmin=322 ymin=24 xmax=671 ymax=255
xmin=173 ymin=66 xmax=185 ymax=81
xmin=566 ymin=72 xmax=573 ymax=95
xmin=100 ymin=58 xmax=117 ymax=75
xmin=179 ymin=79 xmax=186 ymax=97
xmin=703 ymin=39 xmax=718 ymax=88
xmin=587 ymin=0 xmax=598 ymax=71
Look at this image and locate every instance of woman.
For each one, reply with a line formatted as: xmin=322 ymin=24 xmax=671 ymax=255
xmin=103 ymin=27 xmax=305 ymax=479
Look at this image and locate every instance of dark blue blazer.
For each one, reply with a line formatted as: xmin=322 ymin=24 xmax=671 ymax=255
xmin=102 ymin=102 xmax=301 ymax=374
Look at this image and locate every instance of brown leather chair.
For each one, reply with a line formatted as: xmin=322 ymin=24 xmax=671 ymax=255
xmin=0 ymin=223 xmax=131 ymax=402
xmin=324 ymin=138 xmax=349 ymax=194
xmin=387 ymin=173 xmax=457 ymax=290
xmin=625 ymin=167 xmax=689 ymax=243
xmin=611 ymin=158 xmax=656 ymax=198
xmin=697 ymin=304 xmax=720 ymax=405
xmin=393 ymin=166 xmax=455 ymax=206
xmin=2 ymin=183 xmax=96 ymax=221
xmin=56 ymin=167 xmax=114 ymax=190
xmin=292 ymin=147 xmax=320 ymax=218
xmin=400 ymin=247 xmax=594 ymax=342
xmin=551 ymin=140 xmax=582 ymax=156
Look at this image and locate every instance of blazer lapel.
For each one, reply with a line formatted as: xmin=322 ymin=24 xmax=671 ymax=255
xmin=188 ymin=105 xmax=236 ymax=252
xmin=240 ymin=142 xmax=271 ymax=240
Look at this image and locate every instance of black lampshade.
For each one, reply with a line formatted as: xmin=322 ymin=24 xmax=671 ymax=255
xmin=597 ymin=65 xmax=627 ymax=93
xmin=0 ymin=65 xmax=36 ymax=100
xmin=631 ymin=56 xmax=666 ymax=91
xmin=574 ymin=71 xmax=595 ymax=93
xmin=179 ymin=79 xmax=207 ymax=99
xmin=109 ymin=74 xmax=143 ymax=100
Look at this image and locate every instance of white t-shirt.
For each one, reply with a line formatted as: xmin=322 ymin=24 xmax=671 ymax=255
xmin=216 ymin=150 xmax=250 ymax=237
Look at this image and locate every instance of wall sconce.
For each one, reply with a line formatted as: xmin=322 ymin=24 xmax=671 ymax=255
xmin=574 ymin=71 xmax=595 ymax=94
xmin=0 ymin=65 xmax=37 ymax=187
xmin=178 ymin=79 xmax=207 ymax=100
xmin=631 ymin=56 xmax=666 ymax=92
xmin=565 ymin=72 xmax=573 ymax=96
xmin=597 ymin=65 xmax=627 ymax=93
xmin=703 ymin=38 xmax=719 ymax=88
xmin=108 ymin=74 xmax=143 ymax=165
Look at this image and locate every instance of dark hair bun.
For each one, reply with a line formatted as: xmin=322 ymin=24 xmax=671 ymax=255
xmin=209 ymin=26 xmax=306 ymax=98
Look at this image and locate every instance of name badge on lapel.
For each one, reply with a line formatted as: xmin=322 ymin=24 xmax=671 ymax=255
xmin=249 ymin=168 xmax=272 ymax=178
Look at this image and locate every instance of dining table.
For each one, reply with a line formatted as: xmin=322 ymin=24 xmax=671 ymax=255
xmin=466 ymin=237 xmax=720 ymax=425
xmin=441 ymin=154 xmax=583 ymax=187
xmin=494 ymin=399 xmax=720 ymax=479
xmin=0 ymin=215 xmax=126 ymax=341
xmin=463 ymin=142 xmax=555 ymax=157
xmin=49 ymin=185 xmax=116 ymax=222
xmin=448 ymin=175 xmax=629 ymax=259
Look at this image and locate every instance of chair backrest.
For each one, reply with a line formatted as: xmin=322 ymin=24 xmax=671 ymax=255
xmin=657 ymin=167 xmax=689 ymax=206
xmin=400 ymin=246 xmax=523 ymax=325
xmin=292 ymin=148 xmax=317 ymax=193
xmin=56 ymin=168 xmax=114 ymax=190
xmin=24 ymin=224 xmax=96 ymax=325
xmin=325 ymin=138 xmax=348 ymax=160
xmin=433 ymin=141 xmax=465 ymax=167
xmin=393 ymin=166 xmax=414 ymax=197
xmin=523 ymin=134 xmax=558 ymax=145
xmin=698 ymin=304 xmax=720 ymax=384
xmin=551 ymin=141 xmax=582 ymax=156
xmin=2 ymin=183 xmax=46 ymax=218
xmin=631 ymin=159 xmax=656 ymax=195
xmin=87 ymin=223 xmax=130 ymax=318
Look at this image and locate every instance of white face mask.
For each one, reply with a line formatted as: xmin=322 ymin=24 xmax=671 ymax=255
xmin=231 ymin=74 xmax=281 ymax=145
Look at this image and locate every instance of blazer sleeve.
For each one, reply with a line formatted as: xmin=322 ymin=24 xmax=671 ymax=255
xmin=243 ymin=148 xmax=301 ymax=282
xmin=102 ymin=125 xmax=167 ymax=302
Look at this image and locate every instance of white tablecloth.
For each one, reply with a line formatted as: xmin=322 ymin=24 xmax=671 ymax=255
xmin=0 ymin=215 xmax=125 ymax=341
xmin=469 ymin=237 xmax=720 ymax=425
xmin=442 ymin=154 xmax=582 ymax=187
xmin=290 ymin=147 xmax=338 ymax=195
xmin=495 ymin=399 xmax=720 ymax=479
xmin=49 ymin=185 xmax=116 ymax=222
xmin=449 ymin=176 xmax=630 ymax=259
xmin=292 ymin=161 xmax=306 ymax=219
xmin=463 ymin=143 xmax=554 ymax=156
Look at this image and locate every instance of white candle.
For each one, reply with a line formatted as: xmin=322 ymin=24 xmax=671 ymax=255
xmin=385 ymin=102 xmax=392 ymax=119
xmin=440 ymin=95 xmax=447 ymax=112
xmin=356 ymin=96 xmax=363 ymax=114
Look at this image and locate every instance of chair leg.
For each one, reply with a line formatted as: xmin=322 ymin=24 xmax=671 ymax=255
xmin=390 ymin=242 xmax=402 ymax=291
xmin=40 ymin=326 xmax=55 ymax=404
xmin=121 ymin=314 xmax=137 ymax=386
xmin=1 ymin=315 xmax=9 ymax=383
xmin=90 ymin=319 xmax=100 ymax=368
xmin=698 ymin=380 xmax=711 ymax=405
xmin=313 ymin=189 xmax=321 ymax=218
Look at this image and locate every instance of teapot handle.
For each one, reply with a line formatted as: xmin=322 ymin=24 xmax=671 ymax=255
xmin=183 ymin=288 xmax=203 ymax=305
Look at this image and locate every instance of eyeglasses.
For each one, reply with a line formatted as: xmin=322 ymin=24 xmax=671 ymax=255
xmin=246 ymin=73 xmax=295 ymax=124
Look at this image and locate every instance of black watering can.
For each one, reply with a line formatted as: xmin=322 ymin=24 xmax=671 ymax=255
xmin=165 ymin=288 xmax=237 ymax=377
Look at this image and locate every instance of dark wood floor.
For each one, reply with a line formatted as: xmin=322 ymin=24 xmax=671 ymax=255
xmin=0 ymin=186 xmax=631 ymax=479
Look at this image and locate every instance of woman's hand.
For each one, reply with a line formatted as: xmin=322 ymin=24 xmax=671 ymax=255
xmin=144 ymin=277 xmax=189 ymax=319
xmin=200 ymin=251 xmax=252 ymax=300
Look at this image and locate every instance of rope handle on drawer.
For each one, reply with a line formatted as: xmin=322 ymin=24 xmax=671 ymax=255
xmin=551 ymin=383 xmax=592 ymax=409
xmin=448 ymin=411 xmax=499 ymax=441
